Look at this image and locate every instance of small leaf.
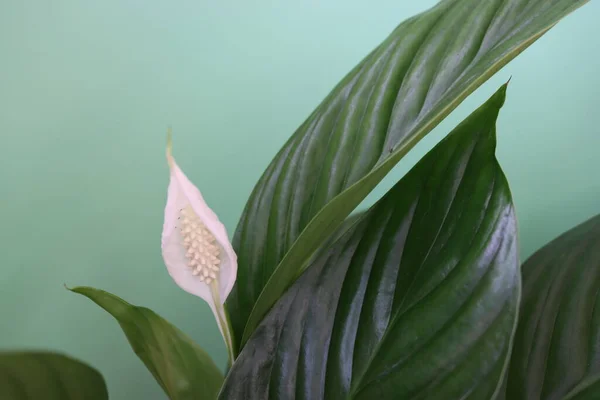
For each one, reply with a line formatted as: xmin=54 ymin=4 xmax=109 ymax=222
xmin=70 ymin=286 xmax=224 ymax=400
xmin=219 ymin=85 xmax=520 ymax=399
xmin=0 ymin=351 xmax=108 ymax=400
xmin=228 ymin=0 xmax=590 ymax=351
xmin=504 ymin=214 xmax=600 ymax=400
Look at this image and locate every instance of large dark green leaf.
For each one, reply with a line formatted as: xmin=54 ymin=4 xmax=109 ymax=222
xmin=0 ymin=351 xmax=108 ymax=400
xmin=504 ymin=214 xmax=600 ymax=400
xmin=228 ymin=0 xmax=589 ymax=349
xmin=219 ymin=86 xmax=520 ymax=400
xmin=70 ymin=286 xmax=224 ymax=400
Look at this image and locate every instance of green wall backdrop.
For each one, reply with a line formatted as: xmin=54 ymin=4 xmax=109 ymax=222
xmin=1 ymin=1 xmax=598 ymax=399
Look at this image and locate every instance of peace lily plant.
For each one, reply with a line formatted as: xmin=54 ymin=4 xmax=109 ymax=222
xmin=2 ymin=1 xmax=599 ymax=399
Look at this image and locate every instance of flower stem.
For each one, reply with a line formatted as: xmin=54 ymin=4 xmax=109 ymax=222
xmin=210 ymin=281 xmax=236 ymax=365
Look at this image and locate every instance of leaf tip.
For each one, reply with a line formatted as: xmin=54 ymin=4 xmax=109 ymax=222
xmin=64 ymin=284 xmax=84 ymax=294
xmin=66 ymin=285 xmax=88 ymax=296
xmin=492 ymin=82 xmax=509 ymax=109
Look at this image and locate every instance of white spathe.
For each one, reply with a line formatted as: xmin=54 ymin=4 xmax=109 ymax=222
xmin=161 ymin=132 xmax=237 ymax=361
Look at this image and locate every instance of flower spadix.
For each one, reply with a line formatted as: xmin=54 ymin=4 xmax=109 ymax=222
xmin=161 ymin=131 xmax=237 ymax=361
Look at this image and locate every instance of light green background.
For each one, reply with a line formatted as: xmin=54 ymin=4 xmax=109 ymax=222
xmin=1 ymin=1 xmax=598 ymax=399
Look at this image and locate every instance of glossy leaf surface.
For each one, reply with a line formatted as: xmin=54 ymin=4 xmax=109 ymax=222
xmin=0 ymin=351 xmax=108 ymax=400
xmin=219 ymin=86 xmax=520 ymax=399
xmin=228 ymin=0 xmax=589 ymax=349
xmin=504 ymin=214 xmax=600 ymax=400
xmin=71 ymin=286 xmax=224 ymax=400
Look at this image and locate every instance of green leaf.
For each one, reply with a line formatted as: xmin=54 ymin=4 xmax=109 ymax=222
xmin=563 ymin=375 xmax=600 ymax=400
xmin=70 ymin=286 xmax=224 ymax=400
xmin=228 ymin=0 xmax=589 ymax=350
xmin=504 ymin=214 xmax=600 ymax=400
xmin=238 ymin=83 xmax=510 ymax=349
xmin=0 ymin=351 xmax=108 ymax=400
xmin=219 ymin=86 xmax=520 ymax=399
